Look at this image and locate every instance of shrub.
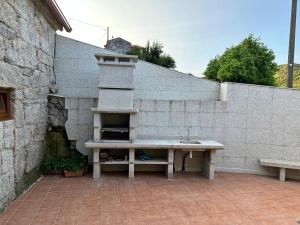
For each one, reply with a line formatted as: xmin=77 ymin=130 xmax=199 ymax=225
xmin=204 ymin=35 xmax=277 ymax=86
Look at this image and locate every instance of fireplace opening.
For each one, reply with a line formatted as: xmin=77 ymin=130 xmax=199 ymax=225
xmin=101 ymin=113 xmax=130 ymax=141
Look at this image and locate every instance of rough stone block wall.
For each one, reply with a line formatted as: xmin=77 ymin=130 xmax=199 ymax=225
xmin=0 ymin=0 xmax=56 ymax=210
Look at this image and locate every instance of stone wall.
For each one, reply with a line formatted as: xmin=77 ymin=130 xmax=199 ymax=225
xmin=0 ymin=0 xmax=57 ymax=210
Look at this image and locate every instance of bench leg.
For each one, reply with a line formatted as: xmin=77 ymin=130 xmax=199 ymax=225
xmin=279 ymin=168 xmax=286 ymax=182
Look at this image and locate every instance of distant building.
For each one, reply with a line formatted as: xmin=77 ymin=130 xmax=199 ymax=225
xmin=105 ymin=37 xmax=132 ymax=54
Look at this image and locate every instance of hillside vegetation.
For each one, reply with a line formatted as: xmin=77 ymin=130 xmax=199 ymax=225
xmin=275 ymin=64 xmax=300 ymax=88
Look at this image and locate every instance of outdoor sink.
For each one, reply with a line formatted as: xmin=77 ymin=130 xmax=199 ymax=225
xmin=179 ymin=140 xmax=201 ymax=145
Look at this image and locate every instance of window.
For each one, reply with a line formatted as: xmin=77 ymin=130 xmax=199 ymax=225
xmin=0 ymin=88 xmax=13 ymax=121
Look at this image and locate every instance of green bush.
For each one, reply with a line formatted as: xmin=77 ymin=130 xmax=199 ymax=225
xmin=204 ymin=35 xmax=277 ymax=86
xmin=41 ymin=155 xmax=88 ymax=174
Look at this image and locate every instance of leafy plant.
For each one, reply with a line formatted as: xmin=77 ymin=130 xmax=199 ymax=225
xmin=204 ymin=35 xmax=277 ymax=86
xmin=128 ymin=41 xmax=176 ymax=69
xmin=41 ymin=156 xmax=65 ymax=174
xmin=41 ymin=155 xmax=88 ymax=174
xmin=61 ymin=156 xmax=88 ymax=172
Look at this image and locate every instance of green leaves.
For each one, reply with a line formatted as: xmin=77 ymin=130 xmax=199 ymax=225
xmin=128 ymin=41 xmax=176 ymax=69
xmin=41 ymin=155 xmax=88 ymax=174
xmin=204 ymin=35 xmax=277 ymax=86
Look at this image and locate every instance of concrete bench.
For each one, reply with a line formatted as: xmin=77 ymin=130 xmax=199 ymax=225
xmin=260 ymin=159 xmax=300 ymax=182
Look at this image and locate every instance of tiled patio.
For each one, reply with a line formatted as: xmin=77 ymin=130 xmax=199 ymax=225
xmin=1 ymin=173 xmax=300 ymax=225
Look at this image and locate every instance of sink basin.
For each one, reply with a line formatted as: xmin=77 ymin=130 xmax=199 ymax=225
xmin=179 ymin=140 xmax=201 ymax=145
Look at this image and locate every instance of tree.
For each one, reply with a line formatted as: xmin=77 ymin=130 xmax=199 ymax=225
xmin=204 ymin=35 xmax=277 ymax=86
xmin=129 ymin=41 xmax=176 ymax=69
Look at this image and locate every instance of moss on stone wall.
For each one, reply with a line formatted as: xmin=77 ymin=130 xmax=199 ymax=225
xmin=45 ymin=131 xmax=70 ymax=157
xmin=14 ymin=167 xmax=41 ymax=197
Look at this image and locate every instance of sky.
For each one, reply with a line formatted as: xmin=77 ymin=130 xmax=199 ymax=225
xmin=56 ymin=0 xmax=299 ymax=76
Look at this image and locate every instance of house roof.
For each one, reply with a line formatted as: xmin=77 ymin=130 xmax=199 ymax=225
xmin=45 ymin=0 xmax=72 ymax=32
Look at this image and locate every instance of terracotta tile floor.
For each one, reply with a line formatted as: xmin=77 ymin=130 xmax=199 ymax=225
xmin=1 ymin=172 xmax=300 ymax=225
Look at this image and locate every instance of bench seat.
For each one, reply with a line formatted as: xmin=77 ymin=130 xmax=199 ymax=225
xmin=260 ymin=159 xmax=300 ymax=182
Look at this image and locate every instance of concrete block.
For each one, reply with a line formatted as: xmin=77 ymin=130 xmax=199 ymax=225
xmin=199 ymin=113 xmax=214 ymax=128
xmin=186 ymin=101 xmax=200 ymax=112
xmin=133 ymin=99 xmax=141 ymax=110
xmin=170 ymin=101 xmax=185 ymax=112
xmin=65 ymin=124 xmax=78 ymax=140
xmin=130 ymin=114 xmax=138 ymax=128
xmin=283 ymin=115 xmax=300 ymax=132
xmin=212 ymin=128 xmax=224 ymax=143
xmin=223 ymin=143 xmax=246 ymax=158
xmin=156 ymin=112 xmax=169 ymax=127
xmin=66 ymin=109 xmax=78 ymax=126
xmin=138 ymin=126 xmax=158 ymax=138
xmin=246 ymin=128 xmax=271 ymax=145
xmin=146 ymin=112 xmax=157 ymax=126
xmin=247 ymin=86 xmax=273 ymax=114
xmin=137 ymin=112 xmax=147 ymax=126
xmin=245 ymin=144 xmax=270 ymax=158
xmin=78 ymin=109 xmax=93 ymax=125
xmin=213 ymin=112 xmax=226 ymax=128
xmin=140 ymin=100 xmax=155 ymax=111
xmin=281 ymin=147 xmax=300 ymax=161
xmin=155 ymin=101 xmax=170 ymax=112
xmin=226 ymin=83 xmax=249 ymax=101
xmin=244 ymin=157 xmax=265 ymax=172
xmin=217 ymin=155 xmax=245 ymax=170
xmin=271 ymin=130 xmax=289 ymax=146
xmin=223 ymin=128 xmax=246 ymax=144
xmin=200 ymin=101 xmax=215 ymax=112
xmin=247 ymin=113 xmax=272 ymax=129
xmin=269 ymin=145 xmax=286 ymax=160
xmin=179 ymin=126 xmax=199 ymax=138
xmin=225 ymin=113 xmax=247 ymax=128
xmin=169 ymin=112 xmax=185 ymax=127
xmin=79 ymin=98 xmax=94 ymax=110
xmin=98 ymin=89 xmax=133 ymax=110
xmin=65 ymin=98 xmax=79 ymax=110
xmin=271 ymin=114 xmax=285 ymax=130
xmin=226 ymin=100 xmax=248 ymax=113
xmin=157 ymin=126 xmax=179 ymax=138
xmin=215 ymin=101 xmax=227 ymax=113
xmin=198 ymin=127 xmax=214 ymax=139
xmin=99 ymin=65 xmax=134 ymax=89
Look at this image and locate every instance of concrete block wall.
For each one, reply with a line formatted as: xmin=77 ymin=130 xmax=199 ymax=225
xmin=64 ymin=98 xmax=97 ymax=160
xmin=55 ymin=35 xmax=220 ymax=101
xmin=216 ymin=83 xmax=300 ymax=178
xmin=55 ymin=36 xmax=300 ymax=179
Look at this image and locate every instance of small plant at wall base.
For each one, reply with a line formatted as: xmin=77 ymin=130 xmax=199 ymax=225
xmin=129 ymin=41 xmax=176 ymax=69
xmin=41 ymin=155 xmax=88 ymax=177
xmin=204 ymin=35 xmax=277 ymax=86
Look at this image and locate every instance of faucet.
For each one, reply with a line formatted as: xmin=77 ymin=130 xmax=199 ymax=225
xmin=186 ymin=128 xmax=190 ymax=141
